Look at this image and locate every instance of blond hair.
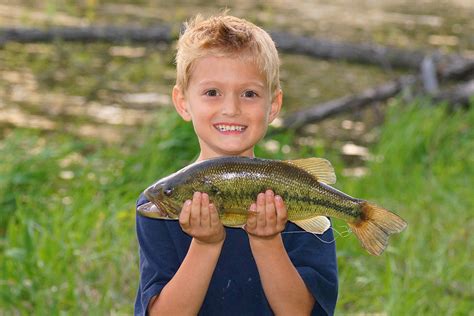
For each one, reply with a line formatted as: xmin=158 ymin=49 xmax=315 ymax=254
xmin=175 ymin=14 xmax=280 ymax=96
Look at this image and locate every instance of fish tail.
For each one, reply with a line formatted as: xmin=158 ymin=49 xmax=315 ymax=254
xmin=348 ymin=201 xmax=407 ymax=256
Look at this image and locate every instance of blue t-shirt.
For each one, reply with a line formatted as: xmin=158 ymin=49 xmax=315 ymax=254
xmin=135 ymin=194 xmax=338 ymax=315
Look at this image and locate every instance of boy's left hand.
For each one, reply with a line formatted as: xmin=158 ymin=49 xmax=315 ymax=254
xmin=244 ymin=190 xmax=288 ymax=239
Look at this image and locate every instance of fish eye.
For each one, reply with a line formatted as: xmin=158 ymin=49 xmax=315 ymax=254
xmin=163 ymin=188 xmax=173 ymax=197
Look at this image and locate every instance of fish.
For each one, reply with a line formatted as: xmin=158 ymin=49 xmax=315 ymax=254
xmin=139 ymin=156 xmax=407 ymax=256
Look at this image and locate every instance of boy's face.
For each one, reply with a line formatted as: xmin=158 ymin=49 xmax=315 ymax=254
xmin=173 ymin=55 xmax=282 ymax=160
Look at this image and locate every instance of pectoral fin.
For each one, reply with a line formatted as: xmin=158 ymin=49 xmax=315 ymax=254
xmin=284 ymin=158 xmax=336 ymax=184
xmin=292 ymin=216 xmax=331 ymax=234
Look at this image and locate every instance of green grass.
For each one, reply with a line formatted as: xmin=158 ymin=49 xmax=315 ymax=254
xmin=334 ymin=100 xmax=474 ymax=314
xmin=1 ymin=101 xmax=473 ymax=314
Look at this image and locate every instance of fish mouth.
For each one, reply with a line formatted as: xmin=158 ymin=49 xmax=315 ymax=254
xmin=137 ymin=202 xmax=169 ymax=218
xmin=213 ymin=123 xmax=248 ymax=133
xmin=137 ymin=199 xmax=179 ymax=219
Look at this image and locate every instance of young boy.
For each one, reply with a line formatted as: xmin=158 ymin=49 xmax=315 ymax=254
xmin=135 ymin=14 xmax=338 ymax=316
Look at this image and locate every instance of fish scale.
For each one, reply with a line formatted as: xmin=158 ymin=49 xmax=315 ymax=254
xmin=194 ymin=158 xmax=348 ymax=220
xmin=140 ymin=156 xmax=407 ymax=255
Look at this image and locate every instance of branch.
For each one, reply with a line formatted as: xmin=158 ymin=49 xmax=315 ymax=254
xmin=281 ymin=76 xmax=416 ymax=130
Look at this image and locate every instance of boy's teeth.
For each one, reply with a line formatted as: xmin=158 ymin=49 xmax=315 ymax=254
xmin=215 ymin=124 xmax=245 ymax=132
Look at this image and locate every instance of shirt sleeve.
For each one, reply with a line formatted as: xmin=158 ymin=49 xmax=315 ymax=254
xmin=283 ymin=222 xmax=339 ymax=316
xmin=134 ymin=195 xmax=180 ymax=316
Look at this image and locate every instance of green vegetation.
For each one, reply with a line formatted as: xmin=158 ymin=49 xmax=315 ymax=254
xmin=1 ymin=100 xmax=473 ymax=314
xmin=1 ymin=2 xmax=473 ymax=314
xmin=335 ymin=100 xmax=473 ymax=314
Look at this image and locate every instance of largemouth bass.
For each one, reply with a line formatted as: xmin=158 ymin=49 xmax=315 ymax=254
xmin=139 ymin=156 xmax=407 ymax=255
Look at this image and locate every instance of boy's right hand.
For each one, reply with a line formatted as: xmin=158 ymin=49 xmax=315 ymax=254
xmin=179 ymin=192 xmax=226 ymax=245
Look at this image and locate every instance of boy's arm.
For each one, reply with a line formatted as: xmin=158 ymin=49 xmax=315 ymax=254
xmin=148 ymin=192 xmax=225 ymax=315
xmin=246 ymin=190 xmax=315 ymax=315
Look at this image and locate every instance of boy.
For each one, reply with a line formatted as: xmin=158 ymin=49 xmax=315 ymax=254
xmin=135 ymin=14 xmax=338 ymax=315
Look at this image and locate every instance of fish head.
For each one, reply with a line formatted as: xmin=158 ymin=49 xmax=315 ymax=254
xmin=142 ymin=178 xmax=184 ymax=219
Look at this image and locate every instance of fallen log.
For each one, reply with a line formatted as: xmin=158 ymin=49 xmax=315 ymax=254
xmin=271 ymin=31 xmax=473 ymax=81
xmin=439 ymin=58 xmax=474 ymax=81
xmin=279 ymin=76 xmax=473 ymax=131
xmin=433 ymin=79 xmax=474 ymax=107
xmin=281 ymin=76 xmax=416 ymax=130
xmin=0 ymin=25 xmax=172 ymax=45
xmin=271 ymin=31 xmax=425 ymax=70
xmin=1 ymin=26 xmax=472 ymax=81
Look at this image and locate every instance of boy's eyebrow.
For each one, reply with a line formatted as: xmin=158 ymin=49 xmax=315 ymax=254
xmin=197 ymin=80 xmax=266 ymax=88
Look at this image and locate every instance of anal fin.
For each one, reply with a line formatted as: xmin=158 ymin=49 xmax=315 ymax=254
xmin=292 ymin=216 xmax=331 ymax=234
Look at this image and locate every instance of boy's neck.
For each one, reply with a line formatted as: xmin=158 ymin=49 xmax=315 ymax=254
xmin=196 ymin=150 xmax=255 ymax=162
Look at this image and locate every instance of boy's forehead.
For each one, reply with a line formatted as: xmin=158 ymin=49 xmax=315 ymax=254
xmin=195 ymin=78 xmax=266 ymax=88
xmin=189 ymin=55 xmax=267 ymax=85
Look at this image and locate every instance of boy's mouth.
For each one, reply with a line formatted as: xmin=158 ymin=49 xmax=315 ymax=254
xmin=213 ymin=123 xmax=247 ymax=133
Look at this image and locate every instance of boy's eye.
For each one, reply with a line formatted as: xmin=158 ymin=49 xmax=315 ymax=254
xmin=242 ymin=90 xmax=258 ymax=98
xmin=205 ymin=89 xmax=219 ymax=97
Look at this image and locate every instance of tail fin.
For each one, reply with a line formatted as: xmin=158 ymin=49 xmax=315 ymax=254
xmin=348 ymin=202 xmax=407 ymax=256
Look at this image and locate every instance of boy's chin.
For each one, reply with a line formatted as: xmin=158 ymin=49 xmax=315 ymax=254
xmin=219 ymin=149 xmax=251 ymax=156
xmin=210 ymin=146 xmax=254 ymax=158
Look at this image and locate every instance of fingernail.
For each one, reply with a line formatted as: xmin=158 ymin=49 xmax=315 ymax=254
xmin=275 ymin=195 xmax=282 ymax=201
xmin=185 ymin=200 xmax=192 ymax=206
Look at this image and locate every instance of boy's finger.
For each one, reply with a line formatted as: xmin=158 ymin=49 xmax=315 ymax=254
xmin=179 ymin=200 xmax=192 ymax=229
xmin=256 ymin=192 xmax=266 ymax=228
xmin=265 ymin=190 xmax=277 ymax=227
xmin=246 ymin=203 xmax=258 ymax=230
xmin=190 ymin=192 xmax=202 ymax=227
xmin=209 ymin=203 xmax=220 ymax=226
xmin=275 ymin=195 xmax=288 ymax=230
xmin=200 ymin=193 xmax=210 ymax=228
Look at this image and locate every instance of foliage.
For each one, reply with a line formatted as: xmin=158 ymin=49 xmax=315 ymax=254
xmin=1 ymin=101 xmax=473 ymax=314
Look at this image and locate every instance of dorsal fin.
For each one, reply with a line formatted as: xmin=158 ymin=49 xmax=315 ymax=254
xmin=292 ymin=216 xmax=331 ymax=234
xmin=284 ymin=158 xmax=336 ymax=184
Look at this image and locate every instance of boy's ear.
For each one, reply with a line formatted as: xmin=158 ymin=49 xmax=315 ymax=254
xmin=172 ymin=85 xmax=192 ymax=121
xmin=268 ymin=89 xmax=283 ymax=123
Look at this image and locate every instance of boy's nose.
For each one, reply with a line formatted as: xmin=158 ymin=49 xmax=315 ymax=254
xmin=221 ymin=95 xmax=241 ymax=116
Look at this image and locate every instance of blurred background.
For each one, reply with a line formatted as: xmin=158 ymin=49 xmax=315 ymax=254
xmin=0 ymin=1 xmax=473 ymax=314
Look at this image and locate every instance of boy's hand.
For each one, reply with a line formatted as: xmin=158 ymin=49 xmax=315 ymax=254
xmin=179 ymin=192 xmax=226 ymax=245
xmin=244 ymin=190 xmax=288 ymax=239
